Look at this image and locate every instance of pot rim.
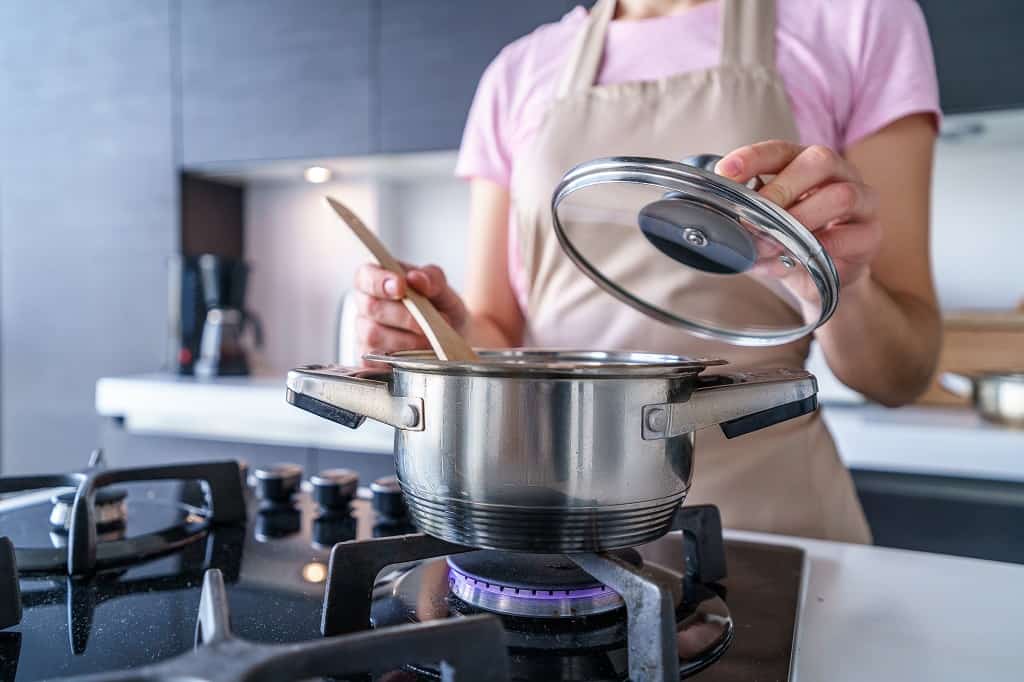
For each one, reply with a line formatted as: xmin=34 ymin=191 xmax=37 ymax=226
xmin=363 ymin=348 xmax=726 ymax=378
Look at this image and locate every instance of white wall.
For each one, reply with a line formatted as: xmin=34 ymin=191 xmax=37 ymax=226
xmin=376 ymin=178 xmax=471 ymax=290
xmin=930 ymin=134 xmax=1024 ymax=310
xmin=244 ymin=180 xmax=377 ymax=371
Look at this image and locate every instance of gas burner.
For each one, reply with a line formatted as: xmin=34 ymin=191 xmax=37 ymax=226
xmin=49 ymin=488 xmax=128 ymax=532
xmin=319 ymin=506 xmax=751 ymax=681
xmin=378 ymin=554 xmax=735 ymax=680
xmin=446 ymin=550 xmax=637 ymax=618
xmin=0 ymin=450 xmax=246 ymax=575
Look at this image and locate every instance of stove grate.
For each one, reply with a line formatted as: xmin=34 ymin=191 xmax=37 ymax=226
xmin=57 ymin=568 xmax=510 ymax=682
xmin=0 ymin=450 xmax=246 ymax=575
xmin=320 ymin=504 xmax=728 ymax=682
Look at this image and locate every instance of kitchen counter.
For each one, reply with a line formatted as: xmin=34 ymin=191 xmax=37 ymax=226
xmin=95 ymin=372 xmax=394 ymax=454
xmin=96 ymin=372 xmax=1024 ymax=480
xmin=727 ymin=528 xmax=1023 ymax=681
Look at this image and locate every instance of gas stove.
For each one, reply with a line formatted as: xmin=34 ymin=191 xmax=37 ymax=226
xmin=0 ymin=454 xmax=804 ymax=681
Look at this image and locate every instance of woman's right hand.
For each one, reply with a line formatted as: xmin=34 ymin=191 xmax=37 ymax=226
xmin=353 ymin=262 xmax=468 ymax=361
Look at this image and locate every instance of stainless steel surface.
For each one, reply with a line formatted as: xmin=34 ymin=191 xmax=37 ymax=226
xmin=310 ymin=469 xmax=359 ymax=492
xmin=286 ymin=349 xmax=818 ymax=553
xmin=251 ymin=463 xmax=302 ymax=483
xmin=571 ymin=551 xmax=682 ymax=682
xmin=642 ymin=368 xmax=817 ymax=439
xmin=286 ymin=365 xmax=423 ymax=430
xmin=941 ymin=371 xmax=1024 ymax=427
xmin=550 ymin=156 xmax=841 ymax=346
xmin=48 ymin=493 xmax=127 ymax=531
xmin=364 ymin=348 xmax=723 ymax=377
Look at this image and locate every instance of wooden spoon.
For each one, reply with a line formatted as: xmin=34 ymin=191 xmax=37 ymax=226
xmin=325 ymin=196 xmax=480 ymax=362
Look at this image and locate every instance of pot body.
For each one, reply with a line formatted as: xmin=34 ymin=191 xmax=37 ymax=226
xmin=389 ymin=366 xmax=695 ymax=552
xmin=286 ymin=349 xmax=818 ymax=553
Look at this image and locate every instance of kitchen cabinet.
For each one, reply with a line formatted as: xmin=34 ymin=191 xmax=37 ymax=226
xmin=376 ymin=0 xmax=571 ymax=153
xmin=0 ymin=1 xmax=176 ymax=474
xmin=853 ymin=469 xmax=1024 ymax=564
xmin=918 ymin=0 xmax=1024 ymax=113
xmin=179 ymin=0 xmax=374 ymax=165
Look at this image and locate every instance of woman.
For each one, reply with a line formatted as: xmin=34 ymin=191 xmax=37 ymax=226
xmin=353 ymin=0 xmax=942 ymax=543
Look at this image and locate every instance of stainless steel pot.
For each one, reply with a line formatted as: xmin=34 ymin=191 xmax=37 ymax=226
xmin=940 ymin=371 xmax=1024 ymax=427
xmin=287 ymin=349 xmax=818 ymax=552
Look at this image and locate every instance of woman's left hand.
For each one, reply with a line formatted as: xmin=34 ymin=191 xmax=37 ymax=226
xmin=715 ymin=141 xmax=882 ymax=294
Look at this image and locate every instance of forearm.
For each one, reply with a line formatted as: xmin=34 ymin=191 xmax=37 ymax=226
xmin=815 ymin=274 xmax=941 ymax=406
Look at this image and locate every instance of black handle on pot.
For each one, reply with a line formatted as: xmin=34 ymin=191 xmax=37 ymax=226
xmin=641 ymin=368 xmax=818 ymax=440
xmin=718 ymin=394 xmax=819 ymax=438
xmin=0 ymin=537 xmax=21 ymax=629
xmin=285 ymin=364 xmax=424 ymax=431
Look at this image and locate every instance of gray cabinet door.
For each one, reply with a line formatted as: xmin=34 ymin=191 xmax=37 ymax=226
xmin=0 ymin=1 xmax=176 ymax=473
xmin=179 ymin=0 xmax=373 ymax=165
xmin=377 ymin=0 xmax=570 ymax=153
xmin=918 ymin=0 xmax=1024 ymax=113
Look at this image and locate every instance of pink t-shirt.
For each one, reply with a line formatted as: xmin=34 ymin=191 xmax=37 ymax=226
xmin=455 ymin=0 xmax=941 ymax=308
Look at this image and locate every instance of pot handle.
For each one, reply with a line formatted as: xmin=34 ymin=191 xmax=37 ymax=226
xmin=938 ymin=372 xmax=974 ymax=399
xmin=285 ymin=364 xmax=424 ymax=431
xmin=642 ymin=368 xmax=818 ymax=440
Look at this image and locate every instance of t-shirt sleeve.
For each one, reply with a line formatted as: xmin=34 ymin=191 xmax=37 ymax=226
xmin=842 ymin=0 xmax=942 ymax=148
xmin=455 ymin=49 xmax=514 ymax=187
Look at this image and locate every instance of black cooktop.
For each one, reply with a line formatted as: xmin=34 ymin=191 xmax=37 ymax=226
xmin=0 ymin=458 xmax=804 ymax=681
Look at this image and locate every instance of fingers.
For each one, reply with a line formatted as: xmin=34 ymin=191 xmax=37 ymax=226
xmin=406 ymin=264 xmax=446 ymax=297
xmin=355 ymin=263 xmax=406 ymax=300
xmin=406 ymin=264 xmax=467 ymax=323
xmin=787 ymin=181 xmax=879 ymax=230
xmin=717 ymin=142 xmax=861 ymax=210
xmin=816 ymin=221 xmax=883 ymax=267
xmin=355 ymin=292 xmax=421 ymax=334
xmin=715 ymin=140 xmax=806 ymax=184
xmin=355 ymin=315 xmax=427 ymax=353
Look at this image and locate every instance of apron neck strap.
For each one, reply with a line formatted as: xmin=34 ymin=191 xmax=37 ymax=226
xmin=720 ymin=0 xmax=776 ymax=66
xmin=557 ymin=0 xmax=617 ymax=98
xmin=557 ymin=0 xmax=777 ymax=98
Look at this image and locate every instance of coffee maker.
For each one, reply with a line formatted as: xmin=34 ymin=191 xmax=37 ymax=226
xmin=167 ymin=254 xmax=261 ymax=376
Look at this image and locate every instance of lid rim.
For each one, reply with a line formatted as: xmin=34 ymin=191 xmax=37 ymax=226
xmin=551 ymin=156 xmax=841 ymax=347
xmin=363 ymin=348 xmax=728 ymax=377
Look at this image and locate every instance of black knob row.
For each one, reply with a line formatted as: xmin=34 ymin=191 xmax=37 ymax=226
xmin=252 ymin=463 xmax=362 ymax=512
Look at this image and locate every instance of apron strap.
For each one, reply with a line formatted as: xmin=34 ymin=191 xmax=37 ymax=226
xmin=558 ymin=0 xmax=778 ymax=95
xmin=557 ymin=0 xmax=617 ymax=97
xmin=721 ymin=0 xmax=777 ymax=66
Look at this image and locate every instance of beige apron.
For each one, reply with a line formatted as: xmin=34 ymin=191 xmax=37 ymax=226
xmin=509 ymin=0 xmax=871 ymax=543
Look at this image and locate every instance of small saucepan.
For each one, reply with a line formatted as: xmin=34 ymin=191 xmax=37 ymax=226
xmin=939 ymin=372 xmax=1024 ymax=427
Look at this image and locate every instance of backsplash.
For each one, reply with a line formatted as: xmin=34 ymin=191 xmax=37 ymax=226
xmin=244 ymin=180 xmax=378 ymax=371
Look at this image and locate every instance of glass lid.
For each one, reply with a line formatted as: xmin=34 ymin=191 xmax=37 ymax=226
xmin=551 ymin=156 xmax=840 ymax=346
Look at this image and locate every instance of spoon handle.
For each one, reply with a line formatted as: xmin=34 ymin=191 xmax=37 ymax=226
xmin=326 ymin=196 xmax=479 ymax=362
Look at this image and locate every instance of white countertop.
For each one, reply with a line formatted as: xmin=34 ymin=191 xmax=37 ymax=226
xmin=96 ymin=373 xmax=1024 ymax=480
xmin=727 ymin=529 xmax=1024 ymax=681
xmin=95 ymin=373 xmax=395 ymax=454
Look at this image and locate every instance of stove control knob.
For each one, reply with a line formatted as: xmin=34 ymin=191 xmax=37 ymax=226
xmin=370 ymin=476 xmax=406 ymax=520
xmin=252 ymin=462 xmax=303 ymax=503
xmin=310 ymin=469 xmax=359 ymax=511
